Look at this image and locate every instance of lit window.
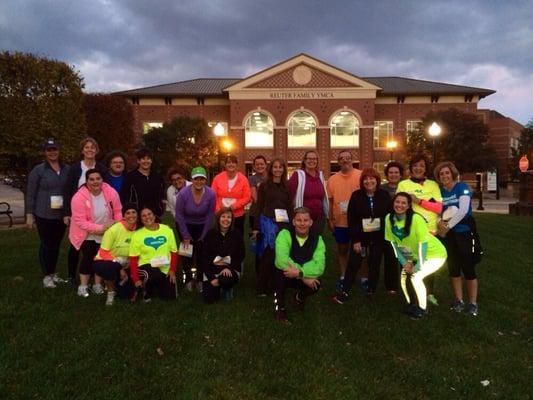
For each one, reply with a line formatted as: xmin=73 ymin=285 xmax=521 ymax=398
xmin=143 ymin=122 xmax=163 ymax=134
xmin=373 ymin=121 xmax=394 ymax=148
xmin=330 ymin=111 xmax=359 ymax=148
xmin=288 ymin=111 xmax=316 ymax=148
xmin=245 ymin=112 xmax=273 ymax=148
xmin=406 ymin=120 xmax=422 ymax=143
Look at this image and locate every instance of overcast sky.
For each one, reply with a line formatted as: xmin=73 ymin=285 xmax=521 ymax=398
xmin=1 ymin=0 xmax=531 ymax=124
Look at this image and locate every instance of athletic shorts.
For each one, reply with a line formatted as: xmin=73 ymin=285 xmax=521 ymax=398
xmin=333 ymin=227 xmax=350 ymax=244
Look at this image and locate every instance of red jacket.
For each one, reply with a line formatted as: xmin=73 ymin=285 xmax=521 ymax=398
xmin=211 ymin=171 xmax=251 ymax=217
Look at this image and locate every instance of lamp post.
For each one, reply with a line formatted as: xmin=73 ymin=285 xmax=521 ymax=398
xmin=386 ymin=139 xmax=398 ymax=161
xmin=428 ymin=122 xmax=442 ymax=165
xmin=213 ymin=122 xmax=225 ymax=172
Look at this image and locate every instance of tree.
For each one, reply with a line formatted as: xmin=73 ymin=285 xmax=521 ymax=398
xmin=0 ymin=51 xmax=86 ymax=186
xmin=142 ymin=116 xmax=218 ymax=175
xmin=509 ymin=119 xmax=533 ymax=181
xmin=405 ymin=108 xmax=497 ymax=173
xmin=83 ymin=93 xmax=135 ymax=157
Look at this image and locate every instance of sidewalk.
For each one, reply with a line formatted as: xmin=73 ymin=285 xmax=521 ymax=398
xmin=471 ymin=193 xmax=516 ymax=215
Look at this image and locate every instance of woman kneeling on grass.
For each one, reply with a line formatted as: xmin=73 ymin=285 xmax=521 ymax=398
xmin=200 ymin=207 xmax=244 ymax=304
xmin=129 ymin=207 xmax=178 ymax=301
xmin=384 ymin=192 xmax=447 ymax=319
xmin=92 ymin=203 xmax=138 ymax=306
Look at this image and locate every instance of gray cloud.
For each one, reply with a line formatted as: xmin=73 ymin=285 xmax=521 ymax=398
xmin=1 ymin=0 xmax=531 ymax=124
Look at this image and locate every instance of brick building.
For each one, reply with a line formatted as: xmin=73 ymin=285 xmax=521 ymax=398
xmin=115 ymin=53 xmax=518 ymax=179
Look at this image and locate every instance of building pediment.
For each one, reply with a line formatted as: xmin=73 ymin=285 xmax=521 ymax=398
xmin=224 ymin=53 xmax=381 ymax=100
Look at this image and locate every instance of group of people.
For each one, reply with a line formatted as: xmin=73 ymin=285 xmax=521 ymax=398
xmin=26 ymin=137 xmax=481 ymax=321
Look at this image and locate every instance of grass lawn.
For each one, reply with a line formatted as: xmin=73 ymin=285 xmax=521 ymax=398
xmin=0 ymin=213 xmax=531 ymax=400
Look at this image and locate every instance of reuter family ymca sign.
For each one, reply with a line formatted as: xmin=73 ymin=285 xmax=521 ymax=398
xmin=269 ymin=91 xmax=335 ymax=99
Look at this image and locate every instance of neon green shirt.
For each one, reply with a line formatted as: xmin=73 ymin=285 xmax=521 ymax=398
xmin=94 ymin=221 xmax=135 ymax=260
xmin=385 ymin=213 xmax=447 ymax=267
xmin=129 ymin=224 xmax=177 ymax=274
xmin=274 ymin=229 xmax=325 ymax=278
xmin=396 ymin=179 xmax=441 ymax=232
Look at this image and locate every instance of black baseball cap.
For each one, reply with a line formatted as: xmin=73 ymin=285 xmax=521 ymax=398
xmin=43 ymin=138 xmax=59 ymax=150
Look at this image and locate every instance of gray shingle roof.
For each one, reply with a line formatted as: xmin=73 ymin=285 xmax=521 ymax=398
xmin=114 ymin=76 xmax=494 ymax=98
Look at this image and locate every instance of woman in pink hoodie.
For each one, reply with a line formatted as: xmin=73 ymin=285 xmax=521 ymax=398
xmin=211 ymin=155 xmax=251 ymax=235
xmin=69 ymin=168 xmax=122 ymax=297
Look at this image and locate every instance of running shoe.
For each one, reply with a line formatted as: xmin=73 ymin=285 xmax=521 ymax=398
xmin=409 ymin=306 xmax=427 ymax=320
xmin=335 ymin=278 xmax=345 ymax=293
xmin=360 ymin=278 xmax=369 ymax=291
xmin=330 ymin=294 xmax=346 ymax=305
xmin=450 ymin=298 xmax=465 ymax=313
xmin=274 ymin=309 xmax=290 ymax=324
xmin=42 ymin=275 xmax=56 ymax=289
xmin=92 ymin=283 xmax=105 ymax=295
xmin=77 ymin=285 xmax=89 ymax=298
xmin=222 ymin=287 xmax=234 ymax=301
xmin=66 ymin=277 xmax=76 ymax=288
xmin=427 ymin=294 xmax=439 ymax=306
xmin=466 ymin=303 xmax=478 ymax=317
xmin=51 ymin=273 xmax=66 ymax=284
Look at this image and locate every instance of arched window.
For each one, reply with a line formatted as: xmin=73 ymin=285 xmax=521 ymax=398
xmin=245 ymin=112 xmax=273 ymax=148
xmin=330 ymin=111 xmax=359 ymax=148
xmin=288 ymin=111 xmax=316 ymax=148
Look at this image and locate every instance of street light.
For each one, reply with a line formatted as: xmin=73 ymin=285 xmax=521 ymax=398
xmin=386 ymin=139 xmax=398 ymax=161
xmin=212 ymin=122 xmax=226 ymax=172
xmin=428 ymin=122 xmax=442 ymax=164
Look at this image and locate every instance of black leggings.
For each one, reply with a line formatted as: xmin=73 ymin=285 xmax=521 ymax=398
xmin=138 ymin=264 xmax=177 ymax=300
xmin=344 ymin=241 xmax=385 ymax=294
xmin=92 ymin=260 xmax=134 ymax=298
xmin=443 ymin=231 xmax=477 ymax=280
xmin=176 ymin=223 xmax=204 ymax=283
xmin=203 ymin=270 xmax=239 ymax=304
xmin=79 ymin=240 xmax=100 ymax=275
xmin=35 ymin=216 xmax=66 ymax=275
xmin=273 ymin=268 xmax=320 ymax=310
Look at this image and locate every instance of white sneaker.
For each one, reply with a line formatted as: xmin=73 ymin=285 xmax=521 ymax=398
xmin=43 ymin=275 xmax=56 ymax=288
xmin=77 ymin=285 xmax=89 ymax=298
xmin=105 ymin=291 xmax=116 ymax=306
xmin=92 ymin=283 xmax=105 ymax=295
xmin=51 ymin=273 xmax=65 ymax=284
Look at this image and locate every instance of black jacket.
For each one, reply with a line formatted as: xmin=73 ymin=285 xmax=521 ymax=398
xmin=347 ymin=188 xmax=391 ymax=245
xmin=120 ymin=169 xmax=165 ymax=217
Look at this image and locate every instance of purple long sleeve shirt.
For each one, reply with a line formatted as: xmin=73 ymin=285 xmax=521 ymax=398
xmin=175 ymin=185 xmax=216 ymax=240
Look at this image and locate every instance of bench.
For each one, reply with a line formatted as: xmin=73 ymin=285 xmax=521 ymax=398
xmin=0 ymin=202 xmax=13 ymax=227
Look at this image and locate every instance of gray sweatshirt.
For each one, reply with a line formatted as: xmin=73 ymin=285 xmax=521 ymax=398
xmin=26 ymin=161 xmax=70 ymax=219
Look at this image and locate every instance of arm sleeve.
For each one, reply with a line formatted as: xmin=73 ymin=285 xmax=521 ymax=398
xmin=447 ymin=195 xmax=470 ymax=229
xmin=347 ymin=193 xmax=362 ymax=242
xmin=174 ymin=193 xmax=191 ymax=240
xmin=63 ymin=168 xmax=76 ymax=216
xmin=169 ymin=251 xmax=178 ymax=273
xmin=210 ymin=175 xmax=222 ymax=211
xmin=71 ymin=196 xmax=104 ymax=233
xmin=200 ymin=193 xmax=215 ymax=240
xmin=390 ymin=242 xmax=408 ymax=266
xmin=129 ymin=256 xmax=139 ymax=282
xmin=287 ymin=172 xmax=298 ymax=205
xmin=301 ymin=236 xmax=326 ymax=278
xmin=419 ymin=199 xmax=443 ymax=215
xmin=232 ymin=176 xmax=251 ymax=211
xmin=25 ymin=167 xmax=38 ymax=214
xmin=274 ymin=230 xmax=299 ymax=270
xmin=119 ymin=174 xmax=132 ymax=206
xmin=166 ymin=187 xmax=176 ymax=218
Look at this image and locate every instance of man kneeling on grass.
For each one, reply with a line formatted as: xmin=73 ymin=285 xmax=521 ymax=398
xmin=273 ymin=207 xmax=325 ymax=323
